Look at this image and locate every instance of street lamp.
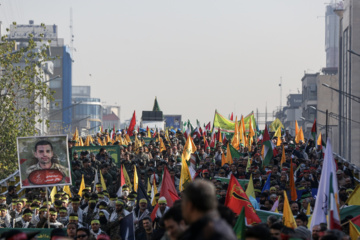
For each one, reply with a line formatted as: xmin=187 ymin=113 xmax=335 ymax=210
xmin=348 ymin=49 xmax=360 ymax=58
xmin=322 ymin=83 xmax=360 ymax=103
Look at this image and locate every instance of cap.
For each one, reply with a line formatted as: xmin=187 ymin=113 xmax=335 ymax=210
xmin=139 ymin=198 xmax=147 ymax=204
xmin=202 ymin=169 xmax=209 ymax=174
xmin=158 ymin=196 xmax=167 ymax=204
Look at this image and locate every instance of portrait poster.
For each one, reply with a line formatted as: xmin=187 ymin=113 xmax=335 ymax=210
xmin=17 ymin=135 xmax=71 ymax=188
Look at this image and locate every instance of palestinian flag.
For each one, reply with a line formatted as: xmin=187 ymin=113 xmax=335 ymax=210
xmin=262 ymin=126 xmax=273 ymax=166
xmin=311 ymin=119 xmax=317 ymax=140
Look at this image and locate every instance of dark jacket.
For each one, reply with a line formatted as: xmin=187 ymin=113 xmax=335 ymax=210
xmin=178 ymin=212 xmax=237 ymax=240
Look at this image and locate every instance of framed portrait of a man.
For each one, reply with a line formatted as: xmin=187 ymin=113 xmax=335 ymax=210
xmin=17 ymin=135 xmax=72 ymax=188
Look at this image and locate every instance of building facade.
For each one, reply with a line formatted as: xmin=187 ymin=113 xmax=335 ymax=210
xmin=337 ymin=0 xmax=360 ymax=165
xmin=72 ymin=86 xmax=102 ymax=136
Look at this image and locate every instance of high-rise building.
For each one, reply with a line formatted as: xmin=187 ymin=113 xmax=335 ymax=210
xmin=336 ymin=0 xmax=360 ymax=165
xmin=6 ymin=21 xmax=73 ymax=135
xmin=72 ymin=86 xmax=102 ymax=136
xmin=324 ymin=1 xmax=340 ymax=70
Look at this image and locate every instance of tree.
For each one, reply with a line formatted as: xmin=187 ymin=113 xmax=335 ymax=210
xmin=0 ymin=23 xmax=54 ymax=179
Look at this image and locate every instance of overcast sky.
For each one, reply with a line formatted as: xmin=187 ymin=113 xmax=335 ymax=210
xmin=0 ymin=0 xmax=327 ymax=127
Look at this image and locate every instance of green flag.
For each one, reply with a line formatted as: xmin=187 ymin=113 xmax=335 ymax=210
xmin=229 ymin=144 xmax=242 ymax=159
xmin=233 ymin=207 xmax=246 ymax=240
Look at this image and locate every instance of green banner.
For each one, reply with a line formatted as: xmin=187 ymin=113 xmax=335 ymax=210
xmin=0 ymin=228 xmax=52 ymax=240
xmin=72 ymin=145 xmax=121 ymax=167
xmin=215 ymin=177 xmax=249 ymax=190
xmin=129 ymin=137 xmax=157 ymax=145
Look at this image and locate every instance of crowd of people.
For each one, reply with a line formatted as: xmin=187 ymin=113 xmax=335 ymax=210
xmin=0 ymin=128 xmax=359 ymax=240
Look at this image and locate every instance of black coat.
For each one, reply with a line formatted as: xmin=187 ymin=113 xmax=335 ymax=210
xmin=178 ymin=212 xmax=237 ymax=240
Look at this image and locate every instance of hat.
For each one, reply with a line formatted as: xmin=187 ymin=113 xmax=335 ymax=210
xmin=139 ymin=198 xmax=147 ymax=204
xmin=202 ymin=169 xmax=209 ymax=174
xmin=336 ymin=170 xmax=343 ymax=175
xmin=270 ymin=187 xmax=276 ymax=191
xmin=158 ymin=196 xmax=167 ymax=204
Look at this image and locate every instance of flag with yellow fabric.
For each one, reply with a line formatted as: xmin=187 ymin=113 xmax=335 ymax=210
xmin=231 ymin=116 xmax=240 ymax=150
xmin=274 ymin=127 xmax=282 ymax=146
xmin=349 ymin=221 xmax=360 ymax=240
xmin=295 ymin=127 xmax=305 ymax=144
xmin=151 ymin=177 xmax=158 ymax=206
xmin=100 ymin=170 xmax=107 ymax=191
xmin=269 ymin=118 xmax=284 ymax=132
xmin=245 ymin=174 xmax=255 ymax=199
xmin=72 ymin=128 xmax=79 ymax=141
xmin=78 ymin=175 xmax=85 ymax=197
xmin=239 ymin=117 xmax=245 ymax=146
xmin=182 ymin=136 xmax=196 ymax=161
xmin=147 ymin=128 xmax=151 ymax=138
xmin=134 ymin=166 xmax=139 ymax=192
xmin=241 ymin=116 xmax=248 ymax=147
xmin=317 ymin=133 xmax=322 ymax=146
xmin=78 ymin=137 xmax=84 ymax=147
xmin=226 ymin=143 xmax=233 ymax=165
xmin=346 ymin=185 xmax=360 ymax=205
xmin=63 ymin=185 xmax=72 ymax=198
xmin=122 ymin=165 xmax=133 ymax=191
xmin=283 ymin=191 xmax=297 ymax=229
xmin=280 ymin=145 xmax=286 ymax=168
xmin=179 ymin=156 xmax=192 ymax=192
xmin=50 ymin=186 xmax=57 ymax=203
xmin=221 ymin=152 xmax=227 ymax=167
xmin=295 ymin=120 xmax=299 ymax=136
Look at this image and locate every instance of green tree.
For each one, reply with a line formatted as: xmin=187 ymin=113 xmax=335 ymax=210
xmin=0 ymin=23 xmax=54 ymax=179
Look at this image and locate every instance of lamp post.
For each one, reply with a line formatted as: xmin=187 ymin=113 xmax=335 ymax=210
xmin=322 ymin=83 xmax=360 ymax=103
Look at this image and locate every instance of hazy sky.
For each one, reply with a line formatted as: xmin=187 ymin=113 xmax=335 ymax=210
xmin=0 ymin=0 xmax=327 ymax=126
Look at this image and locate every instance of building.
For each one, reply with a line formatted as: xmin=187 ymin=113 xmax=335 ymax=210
xmin=7 ymin=21 xmax=73 ymax=135
xmin=72 ymin=86 xmax=102 ymax=136
xmin=336 ymin=0 xmax=360 ymax=165
xmin=301 ymin=72 xmax=339 ymax=150
xmin=141 ymin=97 xmax=165 ymax=130
xmin=282 ymin=94 xmax=303 ymax=137
xmin=324 ymin=1 xmax=340 ymax=70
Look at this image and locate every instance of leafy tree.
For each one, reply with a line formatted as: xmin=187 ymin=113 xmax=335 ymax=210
xmin=0 ymin=23 xmax=54 ymax=179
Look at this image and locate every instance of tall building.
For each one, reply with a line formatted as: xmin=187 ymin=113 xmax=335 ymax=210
xmin=72 ymin=86 xmax=102 ymax=136
xmin=6 ymin=21 xmax=73 ymax=135
xmin=336 ymin=0 xmax=360 ymax=165
xmin=325 ymin=1 xmax=340 ymax=70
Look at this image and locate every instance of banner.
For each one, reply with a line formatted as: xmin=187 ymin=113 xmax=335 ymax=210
xmin=129 ymin=137 xmax=157 ymax=145
xmin=215 ymin=177 xmax=249 ymax=190
xmin=213 ymin=111 xmax=257 ymax=133
xmin=0 ymin=228 xmax=52 ymax=240
xmin=17 ymin=135 xmax=71 ymax=188
xmin=71 ymin=145 xmax=121 ymax=167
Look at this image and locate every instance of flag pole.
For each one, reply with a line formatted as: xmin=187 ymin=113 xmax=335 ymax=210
xmin=46 ymin=187 xmax=50 ymax=228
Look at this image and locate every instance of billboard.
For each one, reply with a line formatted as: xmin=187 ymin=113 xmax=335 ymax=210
xmin=164 ymin=115 xmax=182 ymax=129
xmin=17 ymin=135 xmax=71 ymax=188
xmin=71 ymin=145 xmax=121 ymax=167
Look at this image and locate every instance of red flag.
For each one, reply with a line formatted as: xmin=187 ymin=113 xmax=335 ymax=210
xmin=210 ymin=130 xmax=216 ymax=148
xmin=112 ymin=124 xmax=116 ymax=140
xmin=150 ymin=204 xmax=158 ymax=221
xmin=120 ymin=165 xmax=126 ymax=187
xmin=127 ymin=111 xmax=136 ymax=136
xmin=230 ymin=112 xmax=234 ymax=121
xmin=205 ymin=122 xmax=211 ymax=132
xmin=168 ymin=190 xmax=181 ymax=202
xmin=225 ymin=174 xmax=261 ymax=225
xmin=152 ymin=128 xmax=157 ymax=138
xmin=159 ymin=166 xmax=179 ymax=207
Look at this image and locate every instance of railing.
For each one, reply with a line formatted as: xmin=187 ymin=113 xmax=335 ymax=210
xmin=333 ymin=152 xmax=360 ymax=183
xmin=0 ymin=170 xmax=25 ymax=197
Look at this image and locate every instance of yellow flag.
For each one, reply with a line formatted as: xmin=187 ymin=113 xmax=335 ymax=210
xmin=182 ymin=136 xmax=196 ymax=161
xmin=100 ymin=170 xmax=107 ymax=191
xmin=317 ymin=133 xmax=322 ymax=146
xmin=122 ymin=165 xmax=133 ymax=191
xmin=283 ymin=191 xmax=297 ymax=229
xmin=246 ymin=157 xmax=251 ymax=173
xmin=295 ymin=127 xmax=305 ymax=144
xmin=306 ymin=202 xmax=311 ymax=215
xmin=125 ymin=134 xmax=131 ymax=144
xmin=63 ymin=185 xmax=72 ymax=198
xmin=84 ymin=135 xmax=92 ymax=146
xmin=179 ymin=156 xmax=192 ymax=192
xmin=165 ymin=129 xmax=170 ymax=142
xmin=221 ymin=152 xmax=227 ymax=166
xmin=241 ymin=116 xmax=248 ymax=147
xmin=231 ymin=116 xmax=240 ymax=150
xmin=151 ymin=177 xmax=158 ymax=206
xmin=50 ymin=186 xmax=57 ymax=203
xmin=134 ymin=166 xmax=139 ymax=192
xmin=226 ymin=143 xmax=233 ymax=165
xmin=249 ymin=118 xmax=255 ymax=138
xmin=295 ymin=120 xmax=299 ymax=136
xmin=275 ymin=127 xmax=282 ymax=146
xmin=147 ymin=178 xmax=151 ymax=193
xmin=218 ymin=129 xmax=223 ymax=143
xmin=78 ymin=175 xmax=85 ymax=197
xmin=239 ymin=116 xmax=245 ymax=146
xmin=147 ymin=128 xmax=151 ymax=138
xmin=159 ymin=137 xmax=166 ymax=152
xmin=72 ymin=127 xmax=79 ymax=141
xmin=346 ymin=185 xmax=360 ymax=205
xmin=79 ymin=137 xmax=84 ymax=147
xmin=246 ymin=174 xmax=255 ymax=199
xmin=280 ymin=145 xmax=286 ymax=168
xmin=350 ymin=221 xmax=360 ymax=240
